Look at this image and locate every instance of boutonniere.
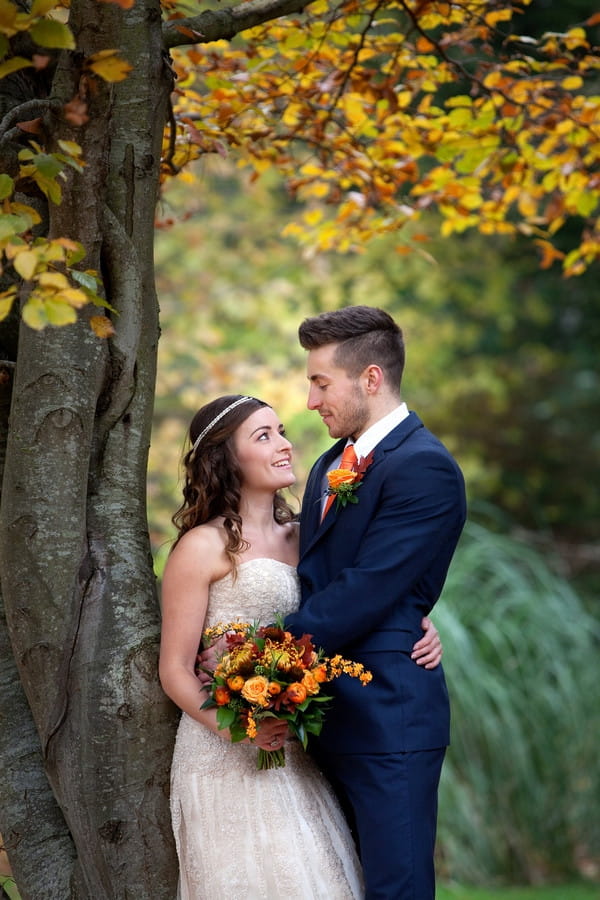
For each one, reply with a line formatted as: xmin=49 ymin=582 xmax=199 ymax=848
xmin=325 ymin=451 xmax=374 ymax=511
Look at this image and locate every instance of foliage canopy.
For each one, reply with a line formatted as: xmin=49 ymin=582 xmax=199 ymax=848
xmin=1 ymin=0 xmax=600 ymax=337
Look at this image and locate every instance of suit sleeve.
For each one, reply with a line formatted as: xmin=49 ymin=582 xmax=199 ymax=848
xmin=286 ymin=448 xmax=466 ymax=653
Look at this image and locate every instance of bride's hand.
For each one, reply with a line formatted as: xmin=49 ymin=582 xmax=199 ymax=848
xmin=411 ymin=616 xmax=442 ymax=669
xmin=253 ymin=718 xmax=289 ymax=751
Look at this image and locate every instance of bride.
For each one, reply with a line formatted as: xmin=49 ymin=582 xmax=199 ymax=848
xmin=159 ymin=395 xmax=441 ymax=900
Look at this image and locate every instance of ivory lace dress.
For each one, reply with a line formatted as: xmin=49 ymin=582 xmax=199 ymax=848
xmin=169 ymin=558 xmax=364 ymax=900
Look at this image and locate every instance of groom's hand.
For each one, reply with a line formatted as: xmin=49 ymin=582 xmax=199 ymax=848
xmin=196 ymin=635 xmax=227 ymax=687
xmin=411 ymin=616 xmax=442 ymax=669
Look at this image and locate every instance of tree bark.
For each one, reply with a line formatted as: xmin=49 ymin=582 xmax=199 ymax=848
xmin=0 ymin=0 xmax=318 ymax=894
xmin=0 ymin=0 xmax=179 ymax=895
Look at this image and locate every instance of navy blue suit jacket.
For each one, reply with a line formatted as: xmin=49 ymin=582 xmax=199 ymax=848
xmin=285 ymin=412 xmax=466 ymax=754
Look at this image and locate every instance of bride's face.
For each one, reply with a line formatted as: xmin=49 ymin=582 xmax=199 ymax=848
xmin=233 ymin=407 xmax=295 ymax=492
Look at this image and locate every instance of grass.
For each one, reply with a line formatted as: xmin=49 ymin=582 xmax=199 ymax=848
xmin=438 ymin=883 xmax=600 ymax=900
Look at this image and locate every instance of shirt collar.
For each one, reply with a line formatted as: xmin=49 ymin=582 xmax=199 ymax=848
xmin=352 ymin=402 xmax=409 ymax=459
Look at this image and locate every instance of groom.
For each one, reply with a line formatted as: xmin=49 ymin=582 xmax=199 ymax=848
xmin=285 ymin=305 xmax=466 ymax=899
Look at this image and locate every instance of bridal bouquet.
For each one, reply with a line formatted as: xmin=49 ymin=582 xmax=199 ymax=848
xmin=199 ymin=620 xmax=372 ymax=770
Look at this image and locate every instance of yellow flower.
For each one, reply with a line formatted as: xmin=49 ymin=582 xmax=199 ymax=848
xmin=262 ymin=639 xmax=303 ymax=672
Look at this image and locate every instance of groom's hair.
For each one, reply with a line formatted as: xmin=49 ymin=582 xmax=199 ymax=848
xmin=298 ymin=305 xmax=405 ymax=390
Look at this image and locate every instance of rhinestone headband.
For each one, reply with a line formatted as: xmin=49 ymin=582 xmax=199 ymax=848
xmin=191 ymin=396 xmax=254 ymax=453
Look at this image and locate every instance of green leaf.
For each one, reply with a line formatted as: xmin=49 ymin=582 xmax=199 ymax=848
xmin=45 ymin=297 xmax=78 ymax=326
xmin=71 ymin=271 xmax=97 ymax=292
xmin=0 ymin=173 xmax=14 ymax=200
xmin=0 ymin=875 xmax=22 ymax=900
xmin=0 ymin=213 xmax=30 ymax=240
xmin=33 ymin=153 xmax=62 ymax=179
xmin=30 ymin=19 xmax=75 ymax=50
xmin=215 ymin=706 xmax=236 ymax=730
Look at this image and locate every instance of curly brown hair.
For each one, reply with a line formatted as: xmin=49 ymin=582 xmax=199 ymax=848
xmin=172 ymin=395 xmax=295 ymax=568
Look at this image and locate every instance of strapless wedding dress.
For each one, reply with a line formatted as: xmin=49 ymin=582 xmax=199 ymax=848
xmin=169 ymin=558 xmax=364 ymax=900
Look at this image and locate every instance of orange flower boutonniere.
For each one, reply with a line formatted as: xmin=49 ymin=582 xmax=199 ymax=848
xmin=326 ymin=451 xmax=374 ymax=511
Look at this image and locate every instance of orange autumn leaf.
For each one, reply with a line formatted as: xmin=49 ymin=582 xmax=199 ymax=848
xmin=97 ymin=0 xmax=135 ymax=7
xmin=90 ymin=315 xmax=115 ymax=339
xmin=64 ymin=97 xmax=89 ymax=126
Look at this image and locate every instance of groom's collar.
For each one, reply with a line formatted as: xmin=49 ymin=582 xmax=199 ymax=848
xmin=353 ymin=402 xmax=409 ymax=459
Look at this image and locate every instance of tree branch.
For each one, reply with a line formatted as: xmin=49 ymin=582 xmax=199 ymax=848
xmin=0 ymin=98 xmax=60 ymax=143
xmin=162 ymin=0 xmax=309 ymax=50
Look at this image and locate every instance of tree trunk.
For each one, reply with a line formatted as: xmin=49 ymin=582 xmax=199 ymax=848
xmin=0 ymin=0 xmax=179 ymax=895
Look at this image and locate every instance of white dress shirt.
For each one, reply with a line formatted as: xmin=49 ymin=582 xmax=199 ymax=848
xmin=320 ymin=402 xmax=409 ymax=514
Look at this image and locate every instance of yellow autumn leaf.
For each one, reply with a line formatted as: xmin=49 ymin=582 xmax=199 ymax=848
xmin=445 ymin=95 xmax=473 ymax=109
xmin=343 ymin=94 xmax=367 ymax=127
xmin=9 ymin=202 xmax=42 ymax=226
xmin=561 ymin=75 xmax=584 ymax=91
xmin=57 ymin=139 xmax=83 ymax=158
xmin=460 ymin=192 xmax=482 ymax=210
xmin=304 ymin=208 xmax=323 ymax=227
xmin=29 ymin=19 xmax=75 ymax=50
xmin=518 ymin=193 xmax=538 ymax=217
xmin=21 ymin=296 xmax=48 ymax=330
xmin=12 ymin=248 xmax=40 ymax=280
xmin=30 ymin=0 xmax=61 ymax=14
xmin=567 ymin=190 xmax=598 ymax=217
xmin=485 ymin=9 xmax=512 ymax=26
xmin=58 ymin=288 xmax=89 ymax=309
xmin=448 ymin=107 xmax=473 ymax=128
xmin=0 ymin=57 xmax=33 ymax=79
xmin=0 ymin=0 xmax=18 ymax=34
xmin=88 ymin=50 xmax=133 ymax=83
xmin=0 ymin=287 xmax=17 ymax=322
xmin=37 ymin=271 xmax=70 ymax=290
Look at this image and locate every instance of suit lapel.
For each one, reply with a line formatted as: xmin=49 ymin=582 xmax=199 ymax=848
xmin=299 ymin=413 xmax=425 ymax=559
xmin=300 ymin=438 xmax=346 ymax=553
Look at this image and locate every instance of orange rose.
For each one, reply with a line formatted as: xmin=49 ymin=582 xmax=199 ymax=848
xmin=286 ymin=682 xmax=307 ymax=704
xmin=241 ymin=675 xmax=270 ymax=707
xmin=313 ymin=664 xmax=328 ymax=683
xmin=326 ymin=468 xmax=358 ymax=490
xmin=267 ymin=682 xmax=282 ymax=696
xmin=214 ymin=685 xmax=231 ymax=706
xmin=302 ymin=671 xmax=320 ymax=696
xmin=226 ymin=675 xmax=245 ymax=692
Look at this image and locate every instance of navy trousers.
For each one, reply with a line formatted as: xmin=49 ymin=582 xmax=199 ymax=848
xmin=313 ymin=746 xmax=446 ymax=900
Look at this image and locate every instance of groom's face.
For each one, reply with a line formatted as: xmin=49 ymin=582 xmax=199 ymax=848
xmin=306 ymin=344 xmax=370 ymax=439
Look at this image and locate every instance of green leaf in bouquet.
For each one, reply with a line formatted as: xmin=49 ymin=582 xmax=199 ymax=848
xmin=216 ymin=706 xmax=237 ymax=730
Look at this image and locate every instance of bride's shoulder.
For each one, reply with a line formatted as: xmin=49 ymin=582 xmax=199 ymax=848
xmin=167 ymin=522 xmax=229 ymax=579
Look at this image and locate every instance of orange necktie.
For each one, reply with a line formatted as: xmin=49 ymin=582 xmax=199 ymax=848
xmin=321 ymin=443 xmax=357 ymax=521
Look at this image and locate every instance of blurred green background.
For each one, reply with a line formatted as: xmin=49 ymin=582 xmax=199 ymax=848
xmin=149 ymin=6 xmax=599 ymax=888
xmin=149 ymin=158 xmax=599 ymax=894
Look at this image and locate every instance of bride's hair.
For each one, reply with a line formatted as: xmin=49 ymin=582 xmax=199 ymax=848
xmin=172 ymin=395 xmax=295 ymax=567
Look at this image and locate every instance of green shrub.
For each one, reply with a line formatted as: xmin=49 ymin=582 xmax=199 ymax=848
xmin=436 ymin=522 xmax=599 ymax=884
